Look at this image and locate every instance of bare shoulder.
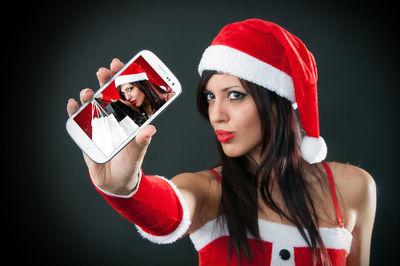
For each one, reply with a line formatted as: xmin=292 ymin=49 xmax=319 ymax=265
xmin=325 ymin=161 xmax=376 ymax=217
xmin=324 ymin=162 xmax=377 ymax=264
xmin=326 ymin=161 xmax=376 ymax=192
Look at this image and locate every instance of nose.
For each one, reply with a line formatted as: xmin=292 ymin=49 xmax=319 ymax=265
xmin=125 ymin=93 xmax=134 ymax=101
xmin=123 ymin=89 xmax=136 ymax=101
xmin=209 ymin=98 xmax=229 ymax=124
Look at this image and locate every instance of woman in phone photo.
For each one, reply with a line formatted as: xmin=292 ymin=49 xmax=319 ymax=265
xmin=67 ymin=19 xmax=376 ymax=266
xmin=116 ymin=63 xmax=175 ymax=119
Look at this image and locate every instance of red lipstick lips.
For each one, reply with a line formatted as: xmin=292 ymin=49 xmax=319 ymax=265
xmin=216 ymin=130 xmax=235 ymax=143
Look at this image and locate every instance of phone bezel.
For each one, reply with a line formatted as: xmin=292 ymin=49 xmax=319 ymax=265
xmin=66 ymin=50 xmax=182 ymax=164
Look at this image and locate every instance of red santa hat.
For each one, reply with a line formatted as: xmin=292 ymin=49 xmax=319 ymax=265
xmin=198 ymin=19 xmax=327 ymax=164
xmin=115 ymin=63 xmax=167 ymax=91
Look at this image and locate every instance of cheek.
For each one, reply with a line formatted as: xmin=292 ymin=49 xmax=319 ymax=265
xmin=240 ymin=108 xmax=262 ymax=143
xmin=127 ymin=89 xmax=140 ymax=100
xmin=237 ymin=101 xmax=260 ymax=131
xmin=241 ymin=98 xmax=262 ymax=129
xmin=125 ymin=90 xmax=135 ymax=99
xmin=222 ymin=102 xmax=263 ymax=157
xmin=137 ymin=91 xmax=146 ymax=103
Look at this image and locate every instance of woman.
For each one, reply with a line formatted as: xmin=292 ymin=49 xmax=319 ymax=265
xmin=116 ymin=62 xmax=175 ymax=118
xmin=67 ymin=19 xmax=376 ymax=265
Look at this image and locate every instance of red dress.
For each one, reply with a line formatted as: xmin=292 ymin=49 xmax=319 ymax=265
xmin=189 ymin=162 xmax=353 ymax=265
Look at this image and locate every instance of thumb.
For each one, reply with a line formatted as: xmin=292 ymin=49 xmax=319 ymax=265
xmin=134 ymin=124 xmax=157 ymax=147
xmin=123 ymin=124 xmax=157 ymax=164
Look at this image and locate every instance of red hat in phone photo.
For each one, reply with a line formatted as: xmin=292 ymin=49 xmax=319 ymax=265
xmin=115 ymin=63 xmax=167 ymax=91
xmin=115 ymin=63 xmax=149 ymax=87
xmin=198 ymin=19 xmax=327 ymax=164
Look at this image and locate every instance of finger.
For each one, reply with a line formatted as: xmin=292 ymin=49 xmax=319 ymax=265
xmin=96 ymin=67 xmax=112 ymax=87
xmin=134 ymin=125 xmax=157 ymax=147
xmin=123 ymin=125 xmax=156 ymax=162
xmin=110 ymin=58 xmax=124 ymax=75
xmin=80 ymin=88 xmax=94 ymax=104
xmin=67 ymin=98 xmax=79 ymax=117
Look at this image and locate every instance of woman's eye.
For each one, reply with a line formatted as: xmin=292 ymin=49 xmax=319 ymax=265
xmin=204 ymin=92 xmax=215 ymax=102
xmin=228 ymin=91 xmax=246 ymax=100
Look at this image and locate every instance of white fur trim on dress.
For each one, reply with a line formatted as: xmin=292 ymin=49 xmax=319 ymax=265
xmin=300 ymin=136 xmax=327 ymax=164
xmin=115 ymin=72 xmax=148 ymax=88
xmin=135 ymin=175 xmax=191 ymax=244
xmin=198 ymin=45 xmax=296 ymax=104
xmin=190 ymin=217 xmax=353 ymax=254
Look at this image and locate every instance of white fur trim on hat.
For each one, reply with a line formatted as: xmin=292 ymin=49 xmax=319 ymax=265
xmin=198 ymin=45 xmax=296 ymax=104
xmin=300 ymin=136 xmax=327 ymax=164
xmin=115 ymin=72 xmax=148 ymax=88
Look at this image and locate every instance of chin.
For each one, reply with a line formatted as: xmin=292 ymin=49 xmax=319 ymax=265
xmin=221 ymin=146 xmax=247 ymax=158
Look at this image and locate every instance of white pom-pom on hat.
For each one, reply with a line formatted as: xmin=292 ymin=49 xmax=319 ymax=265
xmin=300 ymin=136 xmax=327 ymax=164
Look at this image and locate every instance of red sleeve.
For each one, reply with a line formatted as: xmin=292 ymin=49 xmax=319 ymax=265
xmin=91 ymin=170 xmax=191 ymax=243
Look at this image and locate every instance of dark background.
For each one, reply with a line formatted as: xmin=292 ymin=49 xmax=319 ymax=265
xmin=7 ymin=0 xmax=398 ymax=265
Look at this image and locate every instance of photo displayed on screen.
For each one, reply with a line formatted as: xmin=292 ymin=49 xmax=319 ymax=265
xmin=73 ymin=56 xmax=175 ymax=156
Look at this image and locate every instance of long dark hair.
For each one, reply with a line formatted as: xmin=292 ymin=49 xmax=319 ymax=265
xmin=118 ymin=80 xmax=166 ymax=115
xmin=196 ymin=70 xmax=332 ymax=266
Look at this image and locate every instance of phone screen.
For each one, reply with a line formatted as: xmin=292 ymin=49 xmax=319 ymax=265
xmin=67 ymin=51 xmax=180 ymax=162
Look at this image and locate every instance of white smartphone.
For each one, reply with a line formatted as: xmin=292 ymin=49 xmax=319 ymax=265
xmin=66 ymin=50 xmax=182 ymax=163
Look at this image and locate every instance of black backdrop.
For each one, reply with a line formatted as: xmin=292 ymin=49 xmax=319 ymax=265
xmin=7 ymin=0 xmax=398 ymax=265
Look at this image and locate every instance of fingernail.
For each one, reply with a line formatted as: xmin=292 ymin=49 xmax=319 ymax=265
xmin=80 ymin=88 xmax=89 ymax=96
xmin=97 ymin=67 xmax=106 ymax=73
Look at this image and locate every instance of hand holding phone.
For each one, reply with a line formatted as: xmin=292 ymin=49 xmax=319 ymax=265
xmin=66 ymin=51 xmax=181 ymax=195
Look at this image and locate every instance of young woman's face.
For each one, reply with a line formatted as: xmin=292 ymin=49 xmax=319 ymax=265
xmin=205 ymin=74 xmax=263 ymax=159
xmin=120 ymin=83 xmax=146 ymax=108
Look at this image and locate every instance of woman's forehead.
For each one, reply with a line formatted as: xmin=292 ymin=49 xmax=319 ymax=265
xmin=205 ymin=74 xmax=243 ymax=92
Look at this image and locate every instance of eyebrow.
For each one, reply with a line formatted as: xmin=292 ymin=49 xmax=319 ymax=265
xmin=204 ymin=85 xmax=242 ymax=93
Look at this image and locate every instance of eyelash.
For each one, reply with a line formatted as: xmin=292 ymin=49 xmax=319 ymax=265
xmin=229 ymin=91 xmax=247 ymax=100
xmin=122 ymin=87 xmax=134 ymax=96
xmin=204 ymin=91 xmax=247 ymax=102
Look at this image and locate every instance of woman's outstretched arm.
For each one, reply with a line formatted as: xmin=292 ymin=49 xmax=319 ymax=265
xmin=67 ymin=58 xmax=209 ymax=243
